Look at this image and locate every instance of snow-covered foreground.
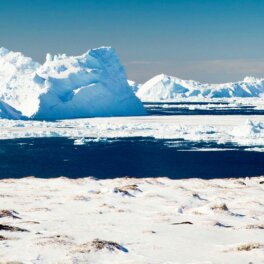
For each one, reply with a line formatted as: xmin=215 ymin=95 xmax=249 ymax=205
xmin=0 ymin=115 xmax=264 ymax=150
xmin=0 ymin=176 xmax=263 ymax=263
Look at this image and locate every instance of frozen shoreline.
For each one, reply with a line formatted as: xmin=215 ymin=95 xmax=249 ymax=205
xmin=0 ymin=176 xmax=263 ymax=263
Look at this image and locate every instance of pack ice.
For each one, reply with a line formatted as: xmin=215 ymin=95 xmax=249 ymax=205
xmin=137 ymin=74 xmax=264 ymax=101
xmin=0 ymin=47 xmax=145 ymax=119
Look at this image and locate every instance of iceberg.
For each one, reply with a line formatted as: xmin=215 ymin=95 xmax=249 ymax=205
xmin=0 ymin=100 xmax=23 ymax=119
xmin=0 ymin=47 xmax=146 ymax=119
xmin=136 ymin=74 xmax=264 ymax=101
xmin=128 ymin=80 xmax=141 ymax=93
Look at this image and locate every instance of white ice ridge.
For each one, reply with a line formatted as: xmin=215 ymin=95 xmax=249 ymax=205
xmin=136 ymin=74 xmax=264 ymax=101
xmin=0 ymin=115 xmax=264 ymax=150
xmin=0 ymin=47 xmax=146 ymax=119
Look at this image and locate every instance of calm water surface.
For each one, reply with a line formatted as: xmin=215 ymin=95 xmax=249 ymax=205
xmin=144 ymin=102 xmax=264 ymax=115
xmin=0 ymin=137 xmax=263 ymax=179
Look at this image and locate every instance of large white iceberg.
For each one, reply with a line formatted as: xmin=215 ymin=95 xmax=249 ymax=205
xmin=136 ymin=74 xmax=264 ymax=101
xmin=0 ymin=47 xmax=146 ymax=119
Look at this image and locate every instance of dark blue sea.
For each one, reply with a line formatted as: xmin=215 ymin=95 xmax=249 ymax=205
xmin=144 ymin=102 xmax=264 ymax=115
xmin=0 ymin=137 xmax=264 ymax=179
xmin=0 ymin=102 xmax=263 ymax=179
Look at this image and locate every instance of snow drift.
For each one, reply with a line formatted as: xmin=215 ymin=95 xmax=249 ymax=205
xmin=137 ymin=74 xmax=264 ymax=101
xmin=0 ymin=47 xmax=145 ymax=119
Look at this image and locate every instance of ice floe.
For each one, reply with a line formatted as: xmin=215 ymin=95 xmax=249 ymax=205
xmin=0 ymin=115 xmax=263 ymax=150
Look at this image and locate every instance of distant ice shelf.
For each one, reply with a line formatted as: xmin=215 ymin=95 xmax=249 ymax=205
xmin=136 ymin=74 xmax=264 ymax=102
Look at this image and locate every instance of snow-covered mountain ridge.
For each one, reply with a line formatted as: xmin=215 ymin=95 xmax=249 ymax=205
xmin=136 ymin=74 xmax=264 ymax=101
xmin=0 ymin=47 xmax=145 ymax=119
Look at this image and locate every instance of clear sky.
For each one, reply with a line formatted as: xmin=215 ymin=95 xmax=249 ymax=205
xmin=1 ymin=0 xmax=264 ymax=83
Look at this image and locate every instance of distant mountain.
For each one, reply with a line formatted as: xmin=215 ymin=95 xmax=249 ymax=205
xmin=0 ymin=47 xmax=145 ymax=119
xmin=136 ymin=74 xmax=264 ymax=101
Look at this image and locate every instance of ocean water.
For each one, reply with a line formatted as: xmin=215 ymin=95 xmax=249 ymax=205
xmin=144 ymin=102 xmax=264 ymax=115
xmin=0 ymin=137 xmax=264 ymax=179
xmin=0 ymin=103 xmax=263 ymax=179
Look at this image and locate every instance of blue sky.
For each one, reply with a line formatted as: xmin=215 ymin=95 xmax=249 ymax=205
xmin=1 ymin=0 xmax=264 ymax=83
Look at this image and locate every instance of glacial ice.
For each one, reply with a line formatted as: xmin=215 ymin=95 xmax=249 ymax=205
xmin=136 ymin=74 xmax=264 ymax=101
xmin=0 ymin=47 xmax=146 ymax=119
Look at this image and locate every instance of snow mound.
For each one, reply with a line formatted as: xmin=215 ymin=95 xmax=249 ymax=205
xmin=0 ymin=47 xmax=146 ymax=119
xmin=137 ymin=74 xmax=264 ymax=101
